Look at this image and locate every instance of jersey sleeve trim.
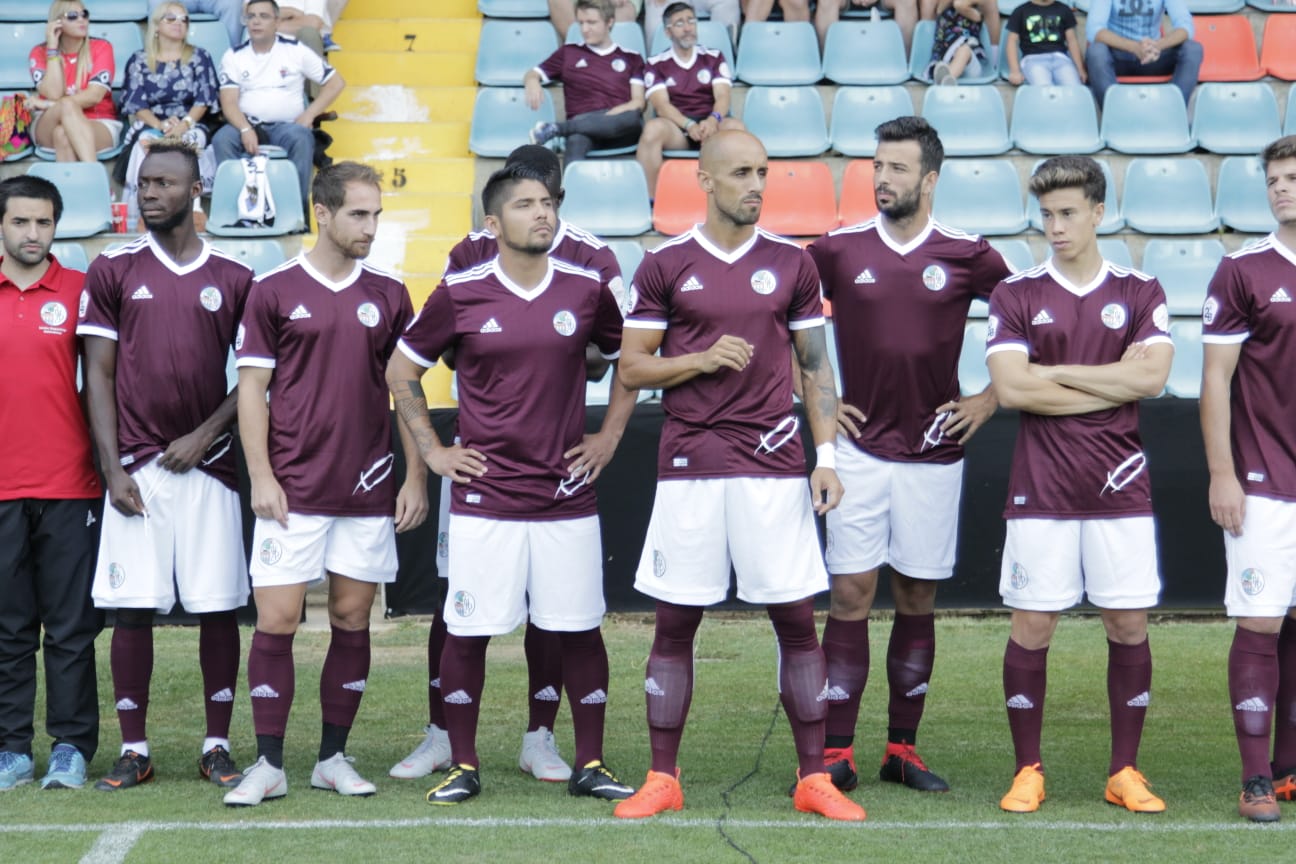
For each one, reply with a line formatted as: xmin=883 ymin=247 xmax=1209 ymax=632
xmin=534 ymin=66 xmax=551 ymax=84
xmin=1141 ymin=335 xmax=1174 ymax=348
xmin=788 ymin=316 xmax=826 ymax=331
xmin=1202 ymin=332 xmax=1250 ymax=345
xmin=397 ymin=339 xmax=438 ymax=369
xmin=235 ymin=356 xmax=276 ymax=369
xmin=624 ymin=319 xmax=668 ymax=330
xmin=986 ymin=342 xmax=1028 ymax=356
xmin=75 ymin=324 xmax=118 ymax=341
xmin=599 ymin=348 xmax=622 ymax=360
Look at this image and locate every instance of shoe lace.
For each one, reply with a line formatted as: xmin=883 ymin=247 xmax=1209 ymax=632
xmin=115 ymin=752 xmax=142 ymax=772
xmin=1244 ymin=776 xmax=1275 ymax=801
xmin=0 ymin=751 xmax=23 ymax=771
xmin=893 ymin=744 xmax=930 ymax=771
xmin=48 ymin=748 xmax=78 ymax=774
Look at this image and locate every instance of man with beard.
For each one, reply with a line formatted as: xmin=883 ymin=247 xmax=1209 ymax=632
xmin=78 ymin=140 xmax=253 ymax=793
xmin=803 ymin=116 xmax=1012 ymax=798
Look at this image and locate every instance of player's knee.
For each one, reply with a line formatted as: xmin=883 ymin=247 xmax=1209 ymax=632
xmin=892 ymin=574 xmax=937 ymax=614
xmin=829 ymin=572 xmax=878 ymax=617
xmin=114 ymin=608 xmax=154 ymax=629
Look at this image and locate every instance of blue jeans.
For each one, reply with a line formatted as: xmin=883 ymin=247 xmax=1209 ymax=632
xmin=149 ymin=0 xmax=245 ymax=49
xmin=1085 ymin=39 xmax=1203 ymax=107
xmin=1021 ymin=52 xmax=1083 ymax=86
xmin=212 ymin=121 xmax=315 ymax=208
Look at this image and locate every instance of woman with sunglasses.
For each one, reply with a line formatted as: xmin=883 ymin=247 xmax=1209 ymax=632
xmin=28 ymin=1 xmax=121 ymax=162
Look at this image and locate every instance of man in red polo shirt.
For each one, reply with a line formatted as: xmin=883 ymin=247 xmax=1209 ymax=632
xmin=0 ymin=175 xmax=104 ymax=791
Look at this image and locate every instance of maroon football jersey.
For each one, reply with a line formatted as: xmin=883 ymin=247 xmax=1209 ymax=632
xmin=809 ymin=218 xmax=1011 ymax=464
xmin=1202 ymin=235 xmax=1296 ymax=502
xmin=398 ymin=257 xmax=624 ymax=520
xmin=987 ymin=260 xmax=1172 ymax=518
xmin=446 ymin=220 xmax=624 ymax=305
xmin=644 ymin=46 xmax=731 ymax=119
xmin=236 ymin=256 xmax=414 ymax=516
xmin=535 ymin=42 xmax=644 ymax=118
xmin=77 ymin=235 xmax=253 ymax=490
xmin=625 ymin=226 xmax=825 ymax=479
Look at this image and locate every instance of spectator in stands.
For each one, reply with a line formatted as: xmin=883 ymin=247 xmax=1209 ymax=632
xmin=151 ymin=1 xmax=244 ymax=53
xmin=643 ymin=0 xmax=740 ymax=45
xmin=550 ymin=0 xmax=641 ymax=38
xmin=636 ymin=3 xmax=743 ymax=195
xmin=27 ymin=0 xmax=120 ymax=162
xmin=1085 ymin=0 xmax=1201 ymax=107
xmin=277 ymin=0 xmax=339 ymax=59
xmin=743 ymin=0 xmax=810 ymax=23
xmin=1004 ymin=0 xmax=1085 ymax=85
xmin=815 ymin=0 xmax=923 ymax=55
xmin=527 ymin=0 xmax=645 ymax=166
xmin=213 ymin=0 xmax=345 ymax=210
xmin=925 ymin=0 xmax=991 ymax=84
xmin=117 ymin=2 xmax=221 ymax=230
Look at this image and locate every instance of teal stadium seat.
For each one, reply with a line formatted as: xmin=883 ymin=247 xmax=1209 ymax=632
xmin=80 ymin=0 xmax=147 ymax=20
xmin=87 ymin=21 xmax=144 ymax=88
xmin=188 ymin=19 xmax=233 ymax=65
xmin=51 ymin=242 xmax=90 ymax=271
xmin=1165 ymin=321 xmax=1203 ymax=399
xmin=736 ymin=21 xmax=822 ymax=85
xmin=740 ymin=86 xmax=829 ymax=157
xmin=829 ymin=86 xmax=912 ymax=157
xmin=208 ymin=239 xmax=289 ymax=275
xmin=1122 ymin=158 xmax=1219 ymax=234
xmin=1028 ymin=158 xmax=1124 ymax=234
xmin=478 ymin=0 xmax=550 ymax=16
xmin=1216 ymin=155 xmax=1278 ymax=233
xmin=908 ymin=19 xmax=997 ymax=84
xmin=1191 ymin=82 xmax=1282 ymax=155
xmin=26 ymin=162 xmax=112 ymax=238
xmin=1099 ymin=238 xmax=1134 ymax=269
xmin=206 ymin=158 xmax=305 ymax=237
xmin=0 ymin=25 xmax=43 ymax=88
xmin=649 ymin=21 xmax=735 ymax=69
xmin=475 ymin=20 xmax=558 ymax=86
xmin=921 ymin=85 xmax=1010 ymax=155
xmin=1249 ymin=0 xmax=1296 ymax=10
xmin=561 ymin=160 xmax=652 ymax=236
xmin=933 ymin=159 xmax=1028 ymax=235
xmin=1141 ymin=239 xmax=1225 ymax=315
xmin=565 ymin=21 xmax=645 ymax=57
xmin=989 ymin=238 xmax=1037 ymax=273
xmin=959 ymin=321 xmax=991 ymax=397
xmin=1286 ymin=87 xmax=1296 ymax=135
xmin=1100 ymin=84 xmax=1195 ymax=154
xmin=822 ymin=20 xmax=908 ymax=85
xmin=1185 ymin=0 xmax=1244 ymax=11
xmin=469 ymin=88 xmax=554 ymax=157
xmin=605 ymin=240 xmax=644 ymax=286
xmin=1010 ymin=85 xmax=1103 ymax=155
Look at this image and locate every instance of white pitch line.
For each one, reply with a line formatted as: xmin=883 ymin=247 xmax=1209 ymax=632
xmin=79 ymin=826 xmax=145 ymax=864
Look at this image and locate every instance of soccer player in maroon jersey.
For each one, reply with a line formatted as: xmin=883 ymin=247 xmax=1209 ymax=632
xmin=224 ymin=162 xmax=428 ymax=806
xmin=386 ymin=163 xmax=638 ymax=806
xmin=1201 ymin=135 xmax=1296 ymax=823
xmin=806 ymin=116 xmax=1012 ymax=797
xmin=611 ymin=130 xmax=864 ymax=822
xmin=986 ymin=156 xmax=1173 ymax=814
xmin=78 ymin=141 xmax=251 ymax=794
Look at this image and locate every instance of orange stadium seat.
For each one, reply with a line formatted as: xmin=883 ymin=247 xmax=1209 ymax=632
xmin=837 ymin=160 xmax=878 ymax=227
xmin=757 ymin=161 xmax=838 ymax=236
xmin=652 ymin=159 xmax=706 ymax=236
xmin=1260 ymin=15 xmax=1296 ymax=80
xmin=1195 ymin=14 xmax=1263 ymax=81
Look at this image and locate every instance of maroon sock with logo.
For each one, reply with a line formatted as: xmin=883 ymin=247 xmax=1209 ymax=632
xmin=110 ymin=623 xmax=153 ymax=744
xmin=320 ymin=626 xmax=371 ymax=730
xmin=1229 ymin=626 xmax=1279 ymax=781
xmin=768 ymin=599 xmax=829 ymax=779
xmin=1003 ymin=639 xmax=1048 ymax=772
xmin=198 ymin=611 xmax=239 ymax=740
xmin=1271 ymin=617 xmax=1296 ymax=772
xmin=427 ymin=614 xmax=447 ymax=727
xmin=822 ymin=616 xmax=869 ymax=745
xmin=440 ymin=634 xmax=489 ymax=768
xmin=646 ymin=602 xmax=704 ymax=774
xmin=560 ymin=627 xmax=608 ymax=768
xmin=248 ymin=630 xmax=295 ymax=739
xmin=526 ymin=620 xmax=564 ymax=733
xmin=1107 ymin=638 xmax=1152 ymax=774
xmin=887 ymin=612 xmax=935 ymax=742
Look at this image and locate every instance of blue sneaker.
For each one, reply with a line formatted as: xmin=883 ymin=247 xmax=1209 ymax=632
xmin=0 ymin=751 xmax=34 ymax=790
xmin=529 ymin=122 xmax=560 ymax=146
xmin=41 ymin=744 xmax=87 ymax=789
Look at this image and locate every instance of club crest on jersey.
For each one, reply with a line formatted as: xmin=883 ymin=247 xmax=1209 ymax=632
xmin=38 ymin=301 xmax=67 ymax=327
xmin=199 ymin=286 xmax=222 ymax=312
xmin=611 ymin=57 xmax=627 ymax=72
xmin=235 ymin=323 xmax=246 ymax=350
xmin=922 ymin=264 xmax=947 ymax=292
xmin=750 ymin=269 xmax=777 ymax=295
xmin=108 ymin=562 xmax=126 ymax=589
xmin=553 ymin=309 xmax=577 ymax=336
xmin=1202 ymin=296 xmax=1219 ymax=325
xmin=1010 ymin=562 xmax=1028 ymax=590
xmin=454 ymin=590 xmax=476 ymax=617
xmin=260 ymin=538 xmax=283 ymax=566
xmin=986 ymin=315 xmax=999 ymax=341
xmin=1100 ymin=303 xmax=1127 ymax=329
xmin=1152 ymin=303 xmax=1170 ymax=333
xmin=697 ymin=68 xmax=712 ymax=84
xmin=1242 ymin=568 xmax=1264 ymax=596
xmin=78 ymin=289 xmax=89 ymax=319
xmin=356 ymin=302 xmax=380 ymax=328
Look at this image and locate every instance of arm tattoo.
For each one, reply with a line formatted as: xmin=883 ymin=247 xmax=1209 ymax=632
xmin=794 ymin=327 xmax=839 ymax=442
xmin=393 ymin=380 xmax=439 ymax=456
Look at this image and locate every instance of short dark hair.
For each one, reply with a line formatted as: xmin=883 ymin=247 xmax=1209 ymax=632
xmin=312 ymin=161 xmax=383 ymax=213
xmin=504 ymin=143 xmax=563 ymax=198
xmin=875 ymin=116 xmax=944 ymax=177
xmin=1029 ymin=155 xmax=1105 ymax=205
xmin=1261 ymin=135 xmax=1296 ymax=175
xmin=142 ymin=138 xmax=201 ymax=184
xmin=0 ymin=174 xmax=62 ymax=224
xmin=663 ymin=2 xmax=695 ymax=22
xmin=575 ymin=0 xmax=614 ymax=21
xmin=245 ymin=0 xmax=279 ymax=14
xmin=481 ymin=162 xmax=553 ymax=218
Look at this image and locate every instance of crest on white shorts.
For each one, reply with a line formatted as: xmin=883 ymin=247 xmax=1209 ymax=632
xmin=750 ymin=269 xmax=777 ymax=295
xmin=199 ymin=286 xmax=222 ymax=312
xmin=553 ymin=309 xmax=577 ymax=336
xmin=108 ymin=562 xmax=126 ymax=589
xmin=1241 ymin=568 xmax=1264 ymax=596
xmin=259 ymin=538 xmax=283 ymax=566
xmin=653 ymin=550 xmax=667 ymax=579
xmin=454 ymin=590 xmax=476 ymax=617
xmin=1010 ymin=562 xmax=1028 ymax=590
xmin=357 ymin=302 xmax=381 ymax=328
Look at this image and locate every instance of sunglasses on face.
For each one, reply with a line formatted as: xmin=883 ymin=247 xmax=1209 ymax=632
xmin=161 ymin=13 xmax=189 ymax=22
xmin=62 ymin=9 xmax=89 ymax=20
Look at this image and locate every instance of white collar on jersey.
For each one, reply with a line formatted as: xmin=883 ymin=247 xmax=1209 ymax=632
xmin=297 ymin=253 xmax=362 ymax=293
xmin=670 ymin=45 xmax=699 ymax=68
xmin=689 ymin=224 xmax=759 ymax=264
xmin=1044 ymin=256 xmax=1111 ymax=298
xmin=146 ymin=232 xmax=211 ymax=276
xmin=874 ymin=216 xmax=934 ymax=257
xmin=583 ymin=41 xmax=621 ymax=57
xmin=1268 ymin=233 xmax=1296 ymax=268
xmin=491 ymin=255 xmax=554 ymax=302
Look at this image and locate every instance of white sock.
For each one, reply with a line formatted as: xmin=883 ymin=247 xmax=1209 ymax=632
xmin=122 ymin=741 xmax=149 ymax=758
xmin=203 ymin=737 xmax=230 ymax=754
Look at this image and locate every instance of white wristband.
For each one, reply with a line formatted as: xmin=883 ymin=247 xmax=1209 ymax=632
xmin=815 ymin=442 xmax=836 ymax=471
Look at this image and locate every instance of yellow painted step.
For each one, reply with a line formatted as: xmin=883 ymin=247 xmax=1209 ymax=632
xmin=343 ymin=0 xmax=477 ymax=20
xmin=361 ymin=159 xmax=475 ymax=196
xmin=420 ymin=365 xmax=457 ymax=408
xmin=327 ymin=121 xmax=469 ymax=161
xmin=333 ymin=86 xmax=475 ymax=124
xmin=398 ymin=234 xmax=472 ymax=276
xmin=368 ymin=197 xmax=473 ymax=255
xmin=329 ymin=52 xmax=473 ymax=87
xmin=405 ymin=274 xmax=448 ymax=308
xmin=330 ymin=19 xmax=481 ymax=52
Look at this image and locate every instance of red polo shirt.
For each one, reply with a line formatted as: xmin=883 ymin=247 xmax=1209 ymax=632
xmin=0 ymin=255 xmax=101 ymax=500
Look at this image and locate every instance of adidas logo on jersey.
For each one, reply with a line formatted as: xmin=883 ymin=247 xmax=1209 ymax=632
xmin=580 ymin=689 xmax=608 ymax=705
xmin=209 ymin=688 xmax=234 ymax=703
xmin=1236 ymin=697 xmax=1269 ymax=712
xmin=131 ymin=286 xmax=153 ymax=301
xmin=644 ymin=677 xmax=666 ymax=696
xmin=342 ymin=679 xmax=367 ymax=693
xmin=115 ymin=698 xmax=139 ymax=711
xmin=680 ymin=275 xmax=705 ymax=292
xmin=575 ymin=58 xmax=588 ymax=68
xmin=534 ymin=685 xmax=560 ymax=702
xmin=854 ymin=269 xmax=876 ymax=284
xmin=906 ymin=682 xmax=929 ymax=698
xmin=480 ymin=317 xmax=502 ymax=334
xmin=250 ymin=684 xmax=280 ymax=699
xmin=444 ymin=689 xmax=473 ymax=705
xmin=1126 ymin=691 xmax=1150 ymax=708
xmin=1031 ymin=309 xmax=1055 ymax=326
xmin=1006 ymin=694 xmax=1035 ymax=710
xmin=1271 ymin=287 xmax=1292 ymax=303
xmin=289 ymin=305 xmax=311 ymax=320
xmin=824 ymin=685 xmax=850 ymax=702
xmin=1248 ymin=471 xmax=1266 ymax=482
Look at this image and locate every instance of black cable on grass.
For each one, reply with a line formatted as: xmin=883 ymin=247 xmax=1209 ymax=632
xmin=716 ymin=699 xmax=783 ymax=864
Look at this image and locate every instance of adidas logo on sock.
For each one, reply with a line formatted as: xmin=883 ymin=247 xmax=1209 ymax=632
xmin=444 ymin=689 xmax=473 ymax=705
xmin=824 ymin=685 xmax=850 ymax=701
xmin=1271 ymin=287 xmax=1292 ymax=303
xmin=289 ymin=304 xmax=311 ymax=320
xmin=1006 ymin=694 xmax=1035 ymax=710
xmin=342 ymin=679 xmax=367 ymax=693
xmin=250 ymin=684 xmax=280 ymax=699
xmin=644 ymin=677 xmax=666 ymax=696
xmin=816 ymin=682 xmax=831 ymax=702
xmin=906 ymin=682 xmax=929 ymax=698
xmin=680 ymin=275 xmax=704 ymax=292
xmin=854 ymin=269 xmax=876 ymax=284
xmin=115 ymin=698 xmax=139 ymax=711
xmin=1126 ymin=691 xmax=1150 ymax=708
xmin=430 ymin=677 xmax=441 ymax=689
xmin=534 ymin=685 xmax=560 ymax=702
xmin=479 ymin=317 xmax=502 ymax=334
xmin=209 ymin=688 xmax=234 ymax=703
xmin=1236 ymin=696 xmax=1270 ymax=712
xmin=580 ymin=689 xmax=608 ymax=705
xmin=1031 ymin=309 xmax=1055 ymax=326
xmin=130 ymin=285 xmax=153 ymax=301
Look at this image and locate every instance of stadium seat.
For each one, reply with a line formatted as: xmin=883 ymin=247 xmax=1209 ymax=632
xmin=475 ymin=20 xmax=558 ymax=86
xmin=1164 ymin=320 xmax=1203 ymax=399
xmin=829 ymin=85 xmax=912 ymax=157
xmin=478 ymin=0 xmax=549 ymax=16
xmin=1099 ymin=238 xmax=1134 ymax=269
xmin=920 ymin=86 xmax=1010 ymax=156
xmin=1261 ymin=15 xmax=1296 ymax=80
xmin=208 ymin=239 xmax=289 ymax=275
xmin=564 ymin=21 xmax=646 ymax=56
xmin=188 ymin=20 xmax=233 ymax=65
xmin=33 ymin=136 xmax=125 ymax=162
xmin=1191 ymin=82 xmax=1281 ymax=154
xmin=1099 ymin=84 xmax=1195 ymax=154
xmin=1185 ymin=0 xmax=1244 ymax=11
xmin=1142 ymin=239 xmax=1225 ymax=316
xmin=1123 ymin=158 xmax=1219 ymax=234
xmin=757 ymin=160 xmax=837 ymax=236
xmin=989 ymin=238 xmax=1036 ymax=274
xmin=1287 ymin=87 xmax=1296 ymax=136
xmin=51 ymin=241 xmax=90 ymax=271
xmin=0 ymin=2 xmax=43 ymax=19
xmin=206 ymin=158 xmax=305 ymax=237
xmin=0 ymin=25 xmax=44 ymax=88
xmin=86 ymin=22 xmax=144 ymax=88
xmin=908 ymin=19 xmax=997 ymax=84
xmin=1010 ymin=85 xmax=1103 ymax=155
xmin=26 ymin=162 xmax=112 ymax=238
xmin=1249 ymin=0 xmax=1296 ymax=9
xmin=1195 ymin=14 xmax=1263 ymax=81
xmin=735 ymin=21 xmax=822 ymax=85
xmin=822 ymin=19 xmax=908 ymax=84
xmin=740 ymin=86 xmax=829 ymax=157
xmin=1216 ymin=155 xmax=1277 ymax=233
xmin=652 ymin=158 xmax=704 ymax=235
xmin=933 ymin=159 xmax=1028 ymax=236
xmin=469 ymin=87 xmax=554 ymax=157
xmin=649 ymin=20 xmax=735 ymax=69
xmin=562 ymin=160 xmax=652 ymax=236
xmin=605 ymin=240 xmax=644 ymax=285
xmin=1028 ymin=158 xmax=1124 ymax=235
xmin=837 ymin=159 xmax=878 ymax=226
xmin=959 ymin=321 xmax=991 ymax=397
xmin=82 ymin=0 xmax=147 ymax=20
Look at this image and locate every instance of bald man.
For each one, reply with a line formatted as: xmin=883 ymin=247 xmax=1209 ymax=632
xmin=612 ymin=131 xmax=864 ymax=822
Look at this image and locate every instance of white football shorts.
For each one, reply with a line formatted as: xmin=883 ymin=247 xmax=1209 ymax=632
xmin=1224 ymin=495 xmax=1296 ymax=618
xmin=1000 ymin=516 xmax=1161 ymax=611
xmin=249 ymin=513 xmax=398 ymax=587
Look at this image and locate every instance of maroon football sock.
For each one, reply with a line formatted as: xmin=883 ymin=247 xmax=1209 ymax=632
xmin=646 ymin=601 xmax=704 ymax=774
xmin=887 ymin=612 xmax=935 ymax=743
xmin=248 ymin=630 xmax=295 ymax=739
xmin=768 ymin=599 xmax=829 ymax=778
xmin=440 ymin=634 xmax=489 ymax=768
xmin=198 ymin=611 xmax=240 ymax=741
xmin=559 ymin=627 xmax=608 ymax=768
xmin=1271 ymin=617 xmax=1296 ymax=772
xmin=822 ymin=615 xmax=869 ymax=745
xmin=110 ymin=621 xmax=153 ymax=744
xmin=427 ymin=614 xmax=447 ymax=727
xmin=1229 ymin=626 xmax=1279 ymax=781
xmin=320 ymin=626 xmax=370 ymax=731
xmin=526 ymin=619 xmax=564 ymax=733
xmin=1003 ymin=638 xmax=1048 ymax=772
xmin=1107 ymin=638 xmax=1152 ymax=774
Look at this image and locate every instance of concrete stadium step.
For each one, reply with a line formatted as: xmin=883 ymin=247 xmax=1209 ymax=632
xmin=329 ymin=52 xmax=474 ymax=87
xmin=343 ymin=0 xmax=478 ymax=19
xmin=333 ymin=86 xmax=475 ymax=124
xmin=326 ymin=121 xmax=469 ymax=161
xmin=369 ymin=195 xmax=473 ymax=242
xmin=330 ymin=19 xmax=481 ymax=52
xmin=358 ymin=159 xmax=476 ymax=196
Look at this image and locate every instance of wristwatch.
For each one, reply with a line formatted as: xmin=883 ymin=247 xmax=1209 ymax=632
xmin=710 ymin=112 xmax=723 ymax=123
